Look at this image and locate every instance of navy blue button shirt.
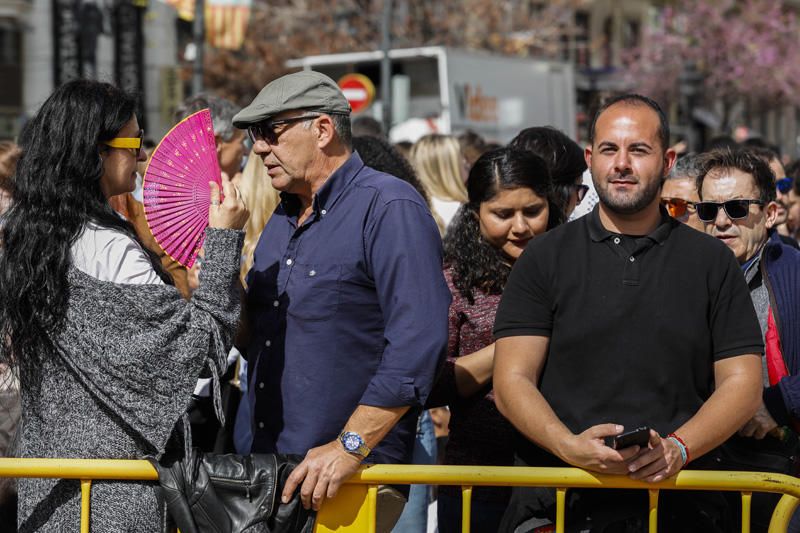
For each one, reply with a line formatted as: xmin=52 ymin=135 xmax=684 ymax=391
xmin=244 ymin=152 xmax=451 ymax=464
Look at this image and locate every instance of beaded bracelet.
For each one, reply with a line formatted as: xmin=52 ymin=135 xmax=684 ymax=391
xmin=667 ymin=433 xmax=690 ymax=466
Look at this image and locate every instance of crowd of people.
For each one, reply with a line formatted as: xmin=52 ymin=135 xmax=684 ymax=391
xmin=0 ymin=71 xmax=798 ymax=533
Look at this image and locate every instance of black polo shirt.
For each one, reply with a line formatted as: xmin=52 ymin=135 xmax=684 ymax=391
xmin=494 ymin=205 xmax=763 ymax=466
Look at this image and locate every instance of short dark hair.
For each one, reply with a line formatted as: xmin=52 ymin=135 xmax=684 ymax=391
xmin=786 ymin=159 xmax=800 ymax=195
xmin=747 ymin=145 xmax=781 ymax=168
xmin=589 ymin=94 xmax=669 ymax=150
xmin=351 ymin=116 xmax=384 ymax=139
xmin=352 ymin=135 xmax=426 ymax=201
xmin=330 ymin=113 xmax=352 ymax=149
xmin=509 ymin=126 xmax=587 ymax=218
xmin=704 ymin=135 xmax=737 ymax=152
xmin=742 ymin=137 xmax=781 ymax=158
xmin=696 ymin=148 xmax=776 ymax=204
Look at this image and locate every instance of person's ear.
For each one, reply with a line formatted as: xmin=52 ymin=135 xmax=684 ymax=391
xmin=584 ymin=145 xmax=593 ymax=169
xmin=663 ymin=148 xmax=677 ymax=177
xmin=764 ymin=200 xmax=780 ymax=229
xmin=315 ymin=116 xmax=335 ymax=149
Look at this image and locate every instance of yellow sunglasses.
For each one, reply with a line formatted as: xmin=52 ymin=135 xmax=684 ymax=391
xmin=104 ymin=129 xmax=144 ymax=156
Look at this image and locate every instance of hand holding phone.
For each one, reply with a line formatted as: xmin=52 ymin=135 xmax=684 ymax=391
xmin=604 ymin=426 xmax=650 ymax=450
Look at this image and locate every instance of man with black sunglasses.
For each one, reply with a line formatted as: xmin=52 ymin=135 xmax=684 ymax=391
xmin=697 ymin=148 xmax=800 ymax=531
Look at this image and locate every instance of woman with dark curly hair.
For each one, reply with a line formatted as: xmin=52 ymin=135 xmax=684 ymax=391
xmin=0 ymin=80 xmax=248 ymax=532
xmin=426 ymin=147 xmax=563 ymax=533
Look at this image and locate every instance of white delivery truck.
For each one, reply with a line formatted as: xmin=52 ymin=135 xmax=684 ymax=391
xmin=285 ymin=46 xmax=576 ymax=143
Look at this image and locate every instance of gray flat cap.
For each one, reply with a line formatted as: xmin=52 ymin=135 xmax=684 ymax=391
xmin=233 ymin=71 xmax=351 ymax=128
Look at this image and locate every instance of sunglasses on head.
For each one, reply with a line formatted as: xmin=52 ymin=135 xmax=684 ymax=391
xmin=695 ymin=199 xmax=763 ymax=222
xmin=661 ymin=197 xmax=696 ymax=218
xmin=777 ymin=176 xmax=795 ymax=194
xmin=571 ymin=183 xmax=589 ymax=203
xmin=247 ymin=114 xmax=321 ymax=145
xmin=104 ymin=129 xmax=144 ymax=157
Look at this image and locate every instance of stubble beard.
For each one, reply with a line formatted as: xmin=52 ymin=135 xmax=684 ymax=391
xmin=594 ymin=166 xmax=664 ymax=216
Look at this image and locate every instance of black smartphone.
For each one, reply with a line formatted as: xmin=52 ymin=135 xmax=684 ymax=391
xmin=604 ymin=426 xmax=651 ymax=450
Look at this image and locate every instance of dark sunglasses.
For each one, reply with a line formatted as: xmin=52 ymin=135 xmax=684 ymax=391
xmin=695 ymin=199 xmax=763 ymax=222
xmin=661 ymin=197 xmax=696 ymax=218
xmin=777 ymin=177 xmax=795 ymax=194
xmin=572 ymin=183 xmax=589 ymax=203
xmin=247 ymin=115 xmax=320 ymax=145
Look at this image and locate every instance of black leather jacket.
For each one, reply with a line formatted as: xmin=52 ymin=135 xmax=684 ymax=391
xmin=149 ymin=449 xmax=315 ymax=533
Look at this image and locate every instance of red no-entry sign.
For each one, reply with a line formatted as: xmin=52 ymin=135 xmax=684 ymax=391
xmin=338 ymin=74 xmax=376 ymax=115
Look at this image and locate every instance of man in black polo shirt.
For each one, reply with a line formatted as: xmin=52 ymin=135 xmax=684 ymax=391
xmin=493 ymin=94 xmax=764 ymax=532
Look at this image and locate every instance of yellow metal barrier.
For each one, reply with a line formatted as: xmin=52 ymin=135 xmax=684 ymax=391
xmin=315 ymin=465 xmax=800 ymax=533
xmin=0 ymin=458 xmax=158 ymax=533
xmin=1 ymin=459 xmax=799 ymax=533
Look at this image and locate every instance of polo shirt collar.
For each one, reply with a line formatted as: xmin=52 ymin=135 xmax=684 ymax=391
xmin=279 ymin=151 xmax=365 ymax=218
xmin=587 ymin=203 xmax=675 ymax=244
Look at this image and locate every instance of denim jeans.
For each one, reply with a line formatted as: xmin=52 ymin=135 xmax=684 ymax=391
xmin=392 ymin=410 xmax=437 ymax=533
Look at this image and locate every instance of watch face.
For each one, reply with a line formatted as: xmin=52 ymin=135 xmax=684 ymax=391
xmin=342 ymin=432 xmax=362 ymax=451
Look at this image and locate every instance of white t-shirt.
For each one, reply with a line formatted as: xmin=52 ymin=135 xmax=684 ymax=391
xmin=71 ymin=222 xmax=232 ymax=398
xmin=71 ymin=222 xmax=164 ymax=285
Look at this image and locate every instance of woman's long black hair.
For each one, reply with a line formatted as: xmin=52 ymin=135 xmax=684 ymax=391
xmin=0 ymin=80 xmax=170 ymax=396
xmin=444 ymin=147 xmax=564 ymax=303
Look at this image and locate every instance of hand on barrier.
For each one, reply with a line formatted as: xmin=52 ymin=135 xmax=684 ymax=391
xmin=558 ymin=424 xmax=640 ymax=475
xmin=281 ymin=440 xmax=362 ymax=511
xmin=627 ymin=430 xmax=684 ymax=483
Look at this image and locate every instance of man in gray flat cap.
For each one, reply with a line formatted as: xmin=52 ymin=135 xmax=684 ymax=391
xmin=233 ymin=71 xmax=450 ymax=529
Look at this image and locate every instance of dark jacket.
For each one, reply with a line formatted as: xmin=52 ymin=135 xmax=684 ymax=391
xmin=150 ymin=450 xmax=314 ymax=533
xmin=761 ymin=231 xmax=800 ymax=426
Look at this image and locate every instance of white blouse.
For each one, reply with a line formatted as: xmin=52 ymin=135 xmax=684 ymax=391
xmin=71 ymin=223 xmax=164 ymax=285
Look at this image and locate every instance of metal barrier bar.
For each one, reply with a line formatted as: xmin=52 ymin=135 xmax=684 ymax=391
xmin=345 ymin=465 xmax=800 ymax=532
xmin=742 ymin=492 xmax=752 ymax=533
xmin=2 ymin=459 xmax=800 ymax=532
xmin=366 ymin=485 xmax=377 ymax=533
xmin=0 ymin=458 xmax=159 ymax=480
xmin=555 ymin=487 xmax=566 ymax=533
xmin=80 ymin=479 xmax=91 ymax=533
xmin=460 ymin=486 xmax=472 ymax=533
xmin=648 ymin=489 xmax=659 ymax=533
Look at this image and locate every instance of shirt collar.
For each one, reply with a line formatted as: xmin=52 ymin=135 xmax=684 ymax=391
xmin=313 ymin=151 xmax=365 ymax=215
xmin=742 ymin=237 xmax=769 ymax=276
xmin=587 ymin=203 xmax=675 ymax=244
xmin=279 ymin=151 xmax=365 ymax=217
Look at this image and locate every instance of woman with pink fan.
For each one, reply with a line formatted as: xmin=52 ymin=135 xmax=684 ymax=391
xmin=0 ymin=79 xmax=248 ymax=532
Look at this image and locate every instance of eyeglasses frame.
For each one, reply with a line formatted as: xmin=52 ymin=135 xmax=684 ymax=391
xmin=247 ymin=114 xmax=322 ymax=145
xmin=104 ymin=129 xmax=144 ymax=158
xmin=694 ymin=199 xmax=764 ymax=222
xmin=660 ymin=197 xmax=697 ymax=218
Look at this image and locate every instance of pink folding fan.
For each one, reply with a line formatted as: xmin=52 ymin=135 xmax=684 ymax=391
xmin=143 ymin=108 xmax=221 ymax=268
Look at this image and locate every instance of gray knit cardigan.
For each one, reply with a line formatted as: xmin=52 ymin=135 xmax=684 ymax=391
xmin=17 ymin=228 xmax=244 ymax=533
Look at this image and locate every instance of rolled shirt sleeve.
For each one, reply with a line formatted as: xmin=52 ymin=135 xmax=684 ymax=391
xmin=359 ymin=199 xmax=451 ymax=408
